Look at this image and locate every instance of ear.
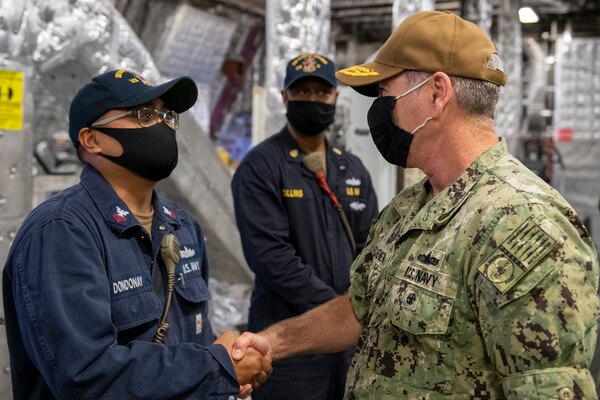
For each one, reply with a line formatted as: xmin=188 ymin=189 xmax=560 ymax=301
xmin=430 ymin=72 xmax=453 ymax=118
xmin=78 ymin=127 xmax=102 ymax=154
xmin=281 ymin=90 xmax=289 ymax=107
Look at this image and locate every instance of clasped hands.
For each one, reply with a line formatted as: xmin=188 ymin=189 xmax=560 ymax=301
xmin=215 ymin=331 xmax=273 ymax=399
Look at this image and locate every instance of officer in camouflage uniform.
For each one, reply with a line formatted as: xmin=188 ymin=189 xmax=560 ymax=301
xmin=346 ymin=142 xmax=599 ymax=398
xmin=232 ymin=11 xmax=600 ymax=399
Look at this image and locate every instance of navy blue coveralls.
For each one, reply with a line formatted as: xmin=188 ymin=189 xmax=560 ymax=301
xmin=231 ymin=126 xmax=378 ymax=400
xmin=3 ymin=164 xmax=240 ymax=399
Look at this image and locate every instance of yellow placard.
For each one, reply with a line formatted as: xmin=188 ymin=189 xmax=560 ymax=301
xmin=0 ymin=70 xmax=24 ymax=131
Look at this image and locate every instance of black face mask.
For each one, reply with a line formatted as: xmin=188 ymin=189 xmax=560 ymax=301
xmin=96 ymin=123 xmax=178 ymax=182
xmin=286 ymin=100 xmax=336 ymax=136
xmin=367 ymin=96 xmax=413 ymax=168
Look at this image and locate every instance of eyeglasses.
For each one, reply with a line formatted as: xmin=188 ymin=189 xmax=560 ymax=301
xmin=91 ymin=106 xmax=179 ymax=129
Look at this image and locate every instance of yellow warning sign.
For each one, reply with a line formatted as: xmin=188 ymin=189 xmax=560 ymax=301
xmin=0 ymin=70 xmax=24 ymax=131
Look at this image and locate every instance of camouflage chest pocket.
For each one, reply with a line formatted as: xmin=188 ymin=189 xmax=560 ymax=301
xmin=385 ymin=261 xmax=459 ymax=334
xmin=372 ymin=261 xmax=459 ymax=393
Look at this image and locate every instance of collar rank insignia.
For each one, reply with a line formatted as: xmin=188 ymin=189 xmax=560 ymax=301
xmin=113 ymin=206 xmax=130 ymax=223
xmin=163 ymin=206 xmax=176 ymax=219
xmin=289 ymin=149 xmax=298 ymax=158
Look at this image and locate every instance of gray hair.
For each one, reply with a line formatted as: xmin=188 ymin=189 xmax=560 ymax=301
xmin=403 ymin=54 xmax=503 ymax=119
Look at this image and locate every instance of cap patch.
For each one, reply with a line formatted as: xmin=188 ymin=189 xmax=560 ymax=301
xmin=284 ymin=53 xmax=337 ymax=89
xmin=292 ymin=54 xmax=329 ymax=73
xmin=114 ymin=69 xmax=152 ymax=86
xmin=338 ymin=66 xmax=380 ymax=77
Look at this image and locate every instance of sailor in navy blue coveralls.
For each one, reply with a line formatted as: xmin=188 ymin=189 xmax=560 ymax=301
xmin=232 ymin=54 xmax=378 ymax=399
xmin=3 ymin=70 xmax=268 ymax=399
xmin=3 ymin=165 xmax=240 ymax=399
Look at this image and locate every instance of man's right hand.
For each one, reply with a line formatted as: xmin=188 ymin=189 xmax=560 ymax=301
xmin=215 ymin=331 xmax=272 ymax=394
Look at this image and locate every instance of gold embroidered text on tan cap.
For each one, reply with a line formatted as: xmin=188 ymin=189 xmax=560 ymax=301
xmin=336 ymin=11 xmax=508 ymax=97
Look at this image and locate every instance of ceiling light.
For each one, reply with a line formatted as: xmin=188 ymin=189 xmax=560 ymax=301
xmin=519 ymin=7 xmax=539 ymax=23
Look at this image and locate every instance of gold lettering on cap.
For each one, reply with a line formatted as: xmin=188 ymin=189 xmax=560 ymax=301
xmin=338 ymin=66 xmax=379 ymax=77
xmin=115 ymin=69 xmax=128 ymax=78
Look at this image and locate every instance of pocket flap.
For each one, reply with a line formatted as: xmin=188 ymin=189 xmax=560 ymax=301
xmin=111 ymin=290 xmax=162 ymax=331
xmin=174 ymin=274 xmax=212 ymax=303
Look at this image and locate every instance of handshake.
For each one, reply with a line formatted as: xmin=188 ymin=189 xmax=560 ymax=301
xmin=214 ymin=331 xmax=273 ymax=399
xmin=213 ymin=295 xmax=360 ymax=398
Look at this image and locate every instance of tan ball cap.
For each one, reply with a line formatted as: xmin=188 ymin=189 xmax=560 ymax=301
xmin=336 ymin=11 xmax=508 ymax=97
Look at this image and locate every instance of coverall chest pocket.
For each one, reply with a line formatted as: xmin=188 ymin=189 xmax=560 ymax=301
xmin=173 ymin=273 xmax=212 ymax=341
xmin=110 ymin=272 xmax=162 ymax=331
xmin=174 ymin=273 xmax=211 ymax=303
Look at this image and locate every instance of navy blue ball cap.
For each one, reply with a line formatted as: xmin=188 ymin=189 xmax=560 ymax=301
xmin=284 ymin=54 xmax=337 ymax=89
xmin=68 ymin=69 xmax=198 ymax=147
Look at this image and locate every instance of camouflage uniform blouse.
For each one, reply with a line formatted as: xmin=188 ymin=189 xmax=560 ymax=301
xmin=347 ymin=139 xmax=600 ymax=399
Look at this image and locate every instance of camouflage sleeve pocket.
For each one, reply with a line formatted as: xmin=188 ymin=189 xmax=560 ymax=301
xmin=502 ymin=367 xmax=597 ymax=399
xmin=475 ymin=216 xmax=564 ymax=308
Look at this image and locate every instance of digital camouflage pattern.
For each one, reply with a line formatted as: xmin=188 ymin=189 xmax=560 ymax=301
xmin=347 ymin=139 xmax=600 ymax=399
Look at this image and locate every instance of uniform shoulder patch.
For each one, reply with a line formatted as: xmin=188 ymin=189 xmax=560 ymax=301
xmin=477 ymin=216 xmax=565 ymax=293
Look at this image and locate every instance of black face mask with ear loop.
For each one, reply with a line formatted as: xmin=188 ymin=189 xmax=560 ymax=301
xmin=95 ymin=123 xmax=178 ymax=182
xmin=286 ymin=100 xmax=336 ymax=136
xmin=367 ymin=96 xmax=414 ymax=168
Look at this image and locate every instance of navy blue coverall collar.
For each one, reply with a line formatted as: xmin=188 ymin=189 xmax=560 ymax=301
xmin=79 ymin=164 xmax=182 ymax=235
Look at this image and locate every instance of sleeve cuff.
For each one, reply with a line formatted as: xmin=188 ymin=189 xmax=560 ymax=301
xmin=206 ymin=344 xmax=239 ymax=391
xmin=502 ymin=367 xmax=597 ymax=399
